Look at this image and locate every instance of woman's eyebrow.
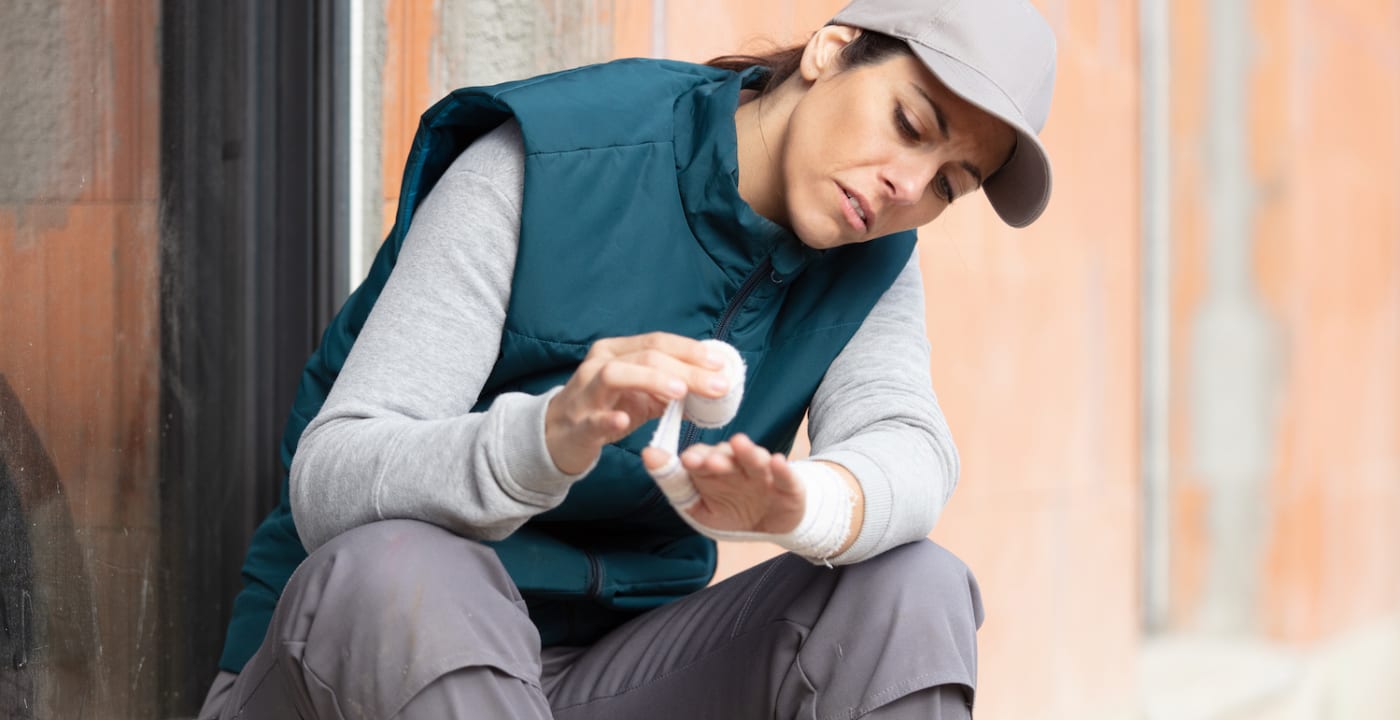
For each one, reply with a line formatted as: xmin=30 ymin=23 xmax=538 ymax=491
xmin=910 ymin=84 xmax=985 ymax=186
xmin=912 ymin=85 xmax=949 ymax=140
xmin=960 ymin=161 xmax=984 ymax=188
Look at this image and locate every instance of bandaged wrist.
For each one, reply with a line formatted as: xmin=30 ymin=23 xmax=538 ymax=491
xmin=642 ymin=340 xmax=854 ymax=562
xmin=768 ymin=460 xmax=856 ymax=563
xmin=667 ymin=461 xmax=856 ymax=565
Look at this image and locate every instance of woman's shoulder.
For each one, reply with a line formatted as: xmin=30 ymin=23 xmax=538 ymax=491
xmin=449 ymin=119 xmax=523 ymax=173
xmin=497 ymin=57 xmax=730 ymax=92
xmin=437 ymin=119 xmax=525 ymax=207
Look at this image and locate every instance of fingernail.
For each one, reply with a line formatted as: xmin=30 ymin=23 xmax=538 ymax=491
xmin=708 ymin=375 xmax=729 ymax=393
xmin=667 ymin=379 xmax=687 ymax=397
xmin=706 ymin=350 xmax=726 ymax=368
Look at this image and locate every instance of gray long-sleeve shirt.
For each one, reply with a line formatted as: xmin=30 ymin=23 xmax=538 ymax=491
xmin=290 ymin=120 xmax=961 ymax=565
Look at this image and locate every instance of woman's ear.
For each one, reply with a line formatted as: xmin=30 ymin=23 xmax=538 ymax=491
xmin=799 ymin=25 xmax=862 ymax=82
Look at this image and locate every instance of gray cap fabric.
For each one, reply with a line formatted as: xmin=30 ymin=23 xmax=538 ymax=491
xmin=831 ymin=0 xmax=1057 ymax=227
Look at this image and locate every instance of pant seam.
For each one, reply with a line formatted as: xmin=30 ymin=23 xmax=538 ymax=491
xmin=296 ymin=649 xmax=544 ymax=719
xmin=786 ymin=652 xmax=819 ymax=719
xmin=732 ymin=554 xmax=791 ymax=638
xmin=551 ymin=617 xmax=809 ymax=712
xmin=299 ymin=659 xmax=350 ymax=720
xmin=227 ymin=652 xmax=282 ymax=718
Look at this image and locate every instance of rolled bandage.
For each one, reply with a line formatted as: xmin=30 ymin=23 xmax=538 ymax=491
xmin=647 ymin=339 xmax=745 ymax=509
xmin=684 ymin=339 xmax=746 ymax=427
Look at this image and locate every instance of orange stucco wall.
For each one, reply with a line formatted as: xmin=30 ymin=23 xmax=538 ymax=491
xmin=1168 ymin=0 xmax=1400 ymax=643
xmin=0 ymin=0 xmax=162 ymax=716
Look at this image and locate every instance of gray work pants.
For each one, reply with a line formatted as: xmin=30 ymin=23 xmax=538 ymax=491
xmin=200 ymin=520 xmax=982 ymax=719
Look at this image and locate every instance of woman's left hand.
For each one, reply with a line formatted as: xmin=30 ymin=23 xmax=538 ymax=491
xmin=641 ymin=433 xmax=805 ymax=534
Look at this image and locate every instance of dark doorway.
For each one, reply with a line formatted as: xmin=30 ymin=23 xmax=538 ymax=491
xmin=158 ymin=1 xmax=349 ymax=712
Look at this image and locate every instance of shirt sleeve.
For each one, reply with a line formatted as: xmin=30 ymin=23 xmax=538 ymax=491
xmin=805 ymin=249 xmax=961 ymax=565
xmin=289 ymin=120 xmax=593 ymax=553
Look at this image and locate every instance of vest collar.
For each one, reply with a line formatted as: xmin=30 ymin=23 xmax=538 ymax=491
xmin=672 ymin=67 xmax=821 ymax=282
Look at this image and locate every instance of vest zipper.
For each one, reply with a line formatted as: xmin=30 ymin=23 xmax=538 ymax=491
xmin=710 ymin=257 xmax=774 ymax=345
xmin=678 ymin=257 xmax=775 ymax=450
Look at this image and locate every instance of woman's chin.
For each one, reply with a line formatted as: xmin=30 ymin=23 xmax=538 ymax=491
xmin=791 ymin=216 xmax=851 ymax=251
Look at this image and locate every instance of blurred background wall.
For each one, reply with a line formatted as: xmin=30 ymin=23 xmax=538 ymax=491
xmin=0 ymin=1 xmax=1395 ymax=718
xmin=1 ymin=0 xmax=160 ymax=716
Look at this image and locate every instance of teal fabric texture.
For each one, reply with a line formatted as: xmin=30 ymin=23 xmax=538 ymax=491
xmin=219 ymin=58 xmax=916 ymax=672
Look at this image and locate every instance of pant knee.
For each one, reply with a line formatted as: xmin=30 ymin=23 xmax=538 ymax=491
xmin=260 ymin=521 xmax=542 ymax=719
xmin=842 ymin=539 xmax=984 ymax=629
xmin=222 ymin=523 xmax=539 ymax=720
xmin=789 ymin=540 xmax=982 ymax=718
xmin=296 ymin=519 xmax=522 ymax=618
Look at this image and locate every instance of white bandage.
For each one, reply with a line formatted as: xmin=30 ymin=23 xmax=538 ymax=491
xmin=648 ymin=400 xmax=700 ymax=508
xmin=685 ymin=339 xmax=746 ymax=427
xmin=647 ymin=339 xmax=745 ymax=510
xmin=670 ymin=460 xmax=855 ymax=565
xmin=644 ymin=339 xmax=855 ymax=563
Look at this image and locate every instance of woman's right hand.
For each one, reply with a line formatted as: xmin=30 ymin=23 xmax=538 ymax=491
xmin=545 ymin=332 xmax=731 ymax=475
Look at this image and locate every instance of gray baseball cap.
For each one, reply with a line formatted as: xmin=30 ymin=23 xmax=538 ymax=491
xmin=831 ymin=0 xmax=1057 ymax=227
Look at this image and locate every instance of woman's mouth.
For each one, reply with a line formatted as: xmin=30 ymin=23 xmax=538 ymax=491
xmin=838 ymin=184 xmax=869 ymax=233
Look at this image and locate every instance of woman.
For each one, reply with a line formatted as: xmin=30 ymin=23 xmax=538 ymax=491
xmin=201 ymin=0 xmax=1056 ymax=717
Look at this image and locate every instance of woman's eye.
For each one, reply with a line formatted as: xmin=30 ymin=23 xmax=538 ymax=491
xmin=936 ymin=174 xmax=955 ymax=203
xmin=894 ymin=105 xmax=921 ymax=141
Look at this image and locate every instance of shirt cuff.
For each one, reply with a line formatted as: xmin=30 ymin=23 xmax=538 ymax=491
xmin=494 ymin=386 xmax=597 ymax=507
xmin=809 ymin=448 xmax=893 ymax=565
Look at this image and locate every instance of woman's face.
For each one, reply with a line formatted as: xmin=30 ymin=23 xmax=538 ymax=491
xmin=777 ymin=30 xmax=1018 ymax=250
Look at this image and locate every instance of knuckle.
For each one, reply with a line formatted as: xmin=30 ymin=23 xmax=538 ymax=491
xmin=589 ymin=336 xmax=621 ymax=358
xmin=643 ymin=331 xmax=673 ymax=349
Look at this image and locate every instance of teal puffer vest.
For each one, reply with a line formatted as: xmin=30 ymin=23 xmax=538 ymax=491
xmin=220 ymin=58 xmax=916 ymax=672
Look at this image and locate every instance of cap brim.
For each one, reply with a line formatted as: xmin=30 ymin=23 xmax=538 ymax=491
xmin=906 ymin=44 xmax=1053 ymax=228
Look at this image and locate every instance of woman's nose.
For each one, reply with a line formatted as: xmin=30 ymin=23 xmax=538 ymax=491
xmin=881 ymin=161 xmax=932 ymax=205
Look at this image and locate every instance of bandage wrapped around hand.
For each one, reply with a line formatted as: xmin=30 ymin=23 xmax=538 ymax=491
xmin=647 ymin=340 xmax=855 ymax=564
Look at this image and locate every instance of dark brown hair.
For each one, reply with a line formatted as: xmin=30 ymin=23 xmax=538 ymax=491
xmin=705 ymin=28 xmax=913 ymax=95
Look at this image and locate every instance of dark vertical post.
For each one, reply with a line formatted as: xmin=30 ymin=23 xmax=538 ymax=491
xmin=158 ymin=0 xmax=341 ymax=712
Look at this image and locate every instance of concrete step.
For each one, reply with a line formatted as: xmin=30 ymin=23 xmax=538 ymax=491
xmin=1136 ymin=615 xmax=1400 ymax=720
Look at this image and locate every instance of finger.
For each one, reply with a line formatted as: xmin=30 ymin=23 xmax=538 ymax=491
xmin=680 ymin=443 xmax=717 ymax=470
xmin=681 ymin=444 xmax=736 ymax=476
xmin=729 ymin=434 xmax=771 ymax=474
xmin=594 ymin=332 xmax=723 ymax=370
xmin=589 ymin=409 xmax=631 ymax=438
xmin=699 ymin=447 xmax=738 ymax=476
xmin=592 ymin=360 xmax=688 ymax=404
xmin=769 ymin=453 xmax=804 ymax=496
xmin=641 ymin=332 xmax=728 ymax=370
xmin=619 ymin=348 xmax=731 ymax=398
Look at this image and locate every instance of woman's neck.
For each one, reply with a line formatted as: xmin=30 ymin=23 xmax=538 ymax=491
xmin=734 ymin=85 xmax=795 ymax=230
